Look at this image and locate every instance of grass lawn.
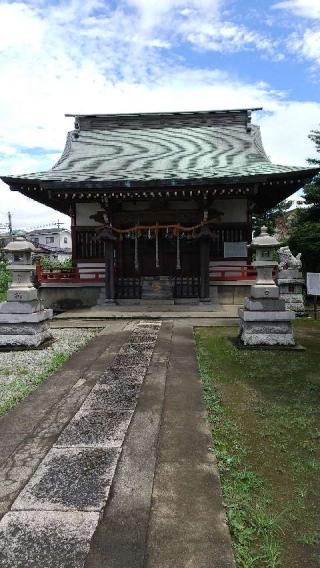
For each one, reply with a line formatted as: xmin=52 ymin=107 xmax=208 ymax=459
xmin=195 ymin=319 xmax=320 ymax=568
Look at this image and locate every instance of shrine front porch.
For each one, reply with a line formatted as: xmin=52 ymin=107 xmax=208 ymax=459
xmin=51 ymin=302 xmax=239 ymax=321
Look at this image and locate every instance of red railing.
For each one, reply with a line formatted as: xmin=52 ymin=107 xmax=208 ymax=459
xmin=209 ymin=264 xmax=257 ymax=281
xmin=36 ymin=264 xmax=104 ymax=284
xmin=36 ymin=263 xmax=269 ymax=284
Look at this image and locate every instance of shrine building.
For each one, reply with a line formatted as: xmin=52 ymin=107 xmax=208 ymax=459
xmin=1 ymin=108 xmax=317 ymax=310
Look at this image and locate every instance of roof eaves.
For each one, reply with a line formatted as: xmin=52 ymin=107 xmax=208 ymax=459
xmin=64 ymin=107 xmax=263 ymax=119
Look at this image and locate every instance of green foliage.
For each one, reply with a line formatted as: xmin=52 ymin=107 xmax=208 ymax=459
xmin=286 ymin=127 xmax=320 ymax=270
xmin=288 ymin=221 xmax=320 ymax=272
xmin=0 ymin=260 xmax=11 ymax=300
xmin=252 ymin=200 xmax=293 ymax=237
xmin=39 ymin=256 xmax=73 ymax=270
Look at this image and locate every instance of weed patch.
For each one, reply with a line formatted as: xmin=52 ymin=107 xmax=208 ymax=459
xmin=0 ymin=352 xmax=68 ymax=416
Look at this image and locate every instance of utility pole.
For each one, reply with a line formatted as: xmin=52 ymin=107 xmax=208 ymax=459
xmin=55 ymin=219 xmax=64 ymax=230
xmin=55 ymin=219 xmax=65 ymax=248
xmin=8 ymin=212 xmax=12 ymax=236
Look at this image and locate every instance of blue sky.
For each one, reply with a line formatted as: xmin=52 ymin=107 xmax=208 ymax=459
xmin=0 ymin=0 xmax=320 ymax=229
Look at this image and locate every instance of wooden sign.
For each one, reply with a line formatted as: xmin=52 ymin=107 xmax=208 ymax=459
xmin=307 ymin=273 xmax=320 ymax=296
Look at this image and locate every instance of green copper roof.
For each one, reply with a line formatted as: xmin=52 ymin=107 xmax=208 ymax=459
xmin=1 ymin=110 xmax=318 ymax=186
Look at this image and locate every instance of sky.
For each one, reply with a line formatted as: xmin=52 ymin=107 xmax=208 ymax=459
xmin=0 ymin=0 xmax=320 ymax=232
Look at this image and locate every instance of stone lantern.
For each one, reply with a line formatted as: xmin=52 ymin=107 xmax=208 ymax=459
xmin=239 ymin=226 xmax=295 ymax=346
xmin=0 ymin=237 xmax=53 ymax=348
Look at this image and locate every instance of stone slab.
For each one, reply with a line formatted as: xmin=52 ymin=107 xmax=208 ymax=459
xmin=55 ymin=409 xmax=133 ymax=448
xmin=0 ymin=434 xmax=59 ymax=517
xmin=128 ymin=331 xmax=159 ymax=343
xmin=278 ymin=278 xmax=304 ymax=285
xmin=0 ymin=321 xmax=49 ymax=335
xmin=0 ymin=308 xmax=53 ymax=324
xmin=0 ymin=325 xmax=129 ymax=518
xmin=100 ymin=367 xmax=147 ymax=385
xmin=112 ymin=351 xmax=152 ymax=367
xmin=0 ymin=511 xmax=99 ymax=568
xmin=238 ymin=308 xmax=295 ymax=321
xmin=0 ymin=300 xmax=42 ymax=314
xmin=118 ymin=341 xmax=155 ymax=353
xmin=12 ymin=447 xmax=120 ymax=512
xmin=85 ymin=322 xmax=173 ymax=568
xmin=82 ymin=383 xmax=142 ymax=411
xmin=145 ymin=323 xmax=235 ymax=568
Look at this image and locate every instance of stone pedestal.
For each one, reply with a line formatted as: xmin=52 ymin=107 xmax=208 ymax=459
xmin=0 ymin=238 xmax=53 ymax=348
xmin=239 ymin=227 xmax=295 ymax=347
xmin=239 ymin=307 xmax=295 ymax=346
xmin=277 ymin=269 xmax=305 ymax=314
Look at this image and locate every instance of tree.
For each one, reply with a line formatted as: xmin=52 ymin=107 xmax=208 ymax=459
xmin=252 ymin=199 xmax=293 ymax=237
xmin=287 ymin=128 xmax=320 ymax=272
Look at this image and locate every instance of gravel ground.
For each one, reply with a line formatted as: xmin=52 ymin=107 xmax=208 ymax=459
xmin=0 ymin=329 xmax=99 ymax=385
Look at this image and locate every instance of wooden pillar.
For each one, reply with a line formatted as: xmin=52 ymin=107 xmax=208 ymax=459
xmin=105 ymin=239 xmax=115 ymax=301
xmin=198 ymin=226 xmax=211 ymax=300
xmin=98 ymin=228 xmax=117 ymax=303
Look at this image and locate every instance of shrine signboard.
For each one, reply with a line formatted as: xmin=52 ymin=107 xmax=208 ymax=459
xmin=307 ymin=273 xmax=320 ymax=296
xmin=307 ymin=273 xmax=320 ymax=320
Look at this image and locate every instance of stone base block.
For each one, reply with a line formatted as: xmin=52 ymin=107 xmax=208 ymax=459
xmin=242 ymin=321 xmax=293 ymax=334
xmin=244 ymin=298 xmax=286 ymax=311
xmin=238 ymin=308 xmax=295 ymax=322
xmin=239 ymin=313 xmax=295 ymax=346
xmin=278 ymin=269 xmax=302 ymax=280
xmin=0 ymin=321 xmax=50 ymax=336
xmin=0 ymin=300 xmax=42 ymax=314
xmin=0 ymin=329 xmax=53 ymax=348
xmin=7 ymin=288 xmax=38 ymax=302
xmin=240 ymin=330 xmax=295 ymax=346
xmin=251 ymin=285 xmax=279 ymax=299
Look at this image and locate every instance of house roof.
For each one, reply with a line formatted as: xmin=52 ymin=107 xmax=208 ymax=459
xmin=27 ymin=228 xmax=70 ymax=235
xmin=2 ymin=109 xmax=317 ymax=189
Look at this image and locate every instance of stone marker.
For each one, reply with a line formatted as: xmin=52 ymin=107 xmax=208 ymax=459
xmin=0 ymin=237 xmax=52 ymax=347
xmin=277 ymin=246 xmax=305 ymax=314
xmin=239 ymin=226 xmax=295 ymax=346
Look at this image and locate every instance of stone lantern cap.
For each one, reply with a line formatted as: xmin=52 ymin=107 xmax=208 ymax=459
xmin=4 ymin=237 xmax=36 ymax=253
xmin=250 ymin=226 xmax=280 ymax=249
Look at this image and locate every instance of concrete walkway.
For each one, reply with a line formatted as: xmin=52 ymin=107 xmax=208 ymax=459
xmin=0 ymin=321 xmax=235 ymax=568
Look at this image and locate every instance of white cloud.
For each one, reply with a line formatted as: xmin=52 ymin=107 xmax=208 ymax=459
xmin=0 ymin=0 xmax=319 ymax=227
xmin=288 ymin=28 xmax=320 ymax=66
xmin=0 ymin=180 xmax=71 ymax=232
xmin=180 ymin=20 xmax=277 ymax=54
xmin=273 ymin=0 xmax=320 ymax=19
xmin=258 ymin=102 xmax=320 ymax=165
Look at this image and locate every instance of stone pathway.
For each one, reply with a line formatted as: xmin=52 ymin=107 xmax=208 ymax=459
xmin=0 ymin=320 xmax=235 ymax=568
